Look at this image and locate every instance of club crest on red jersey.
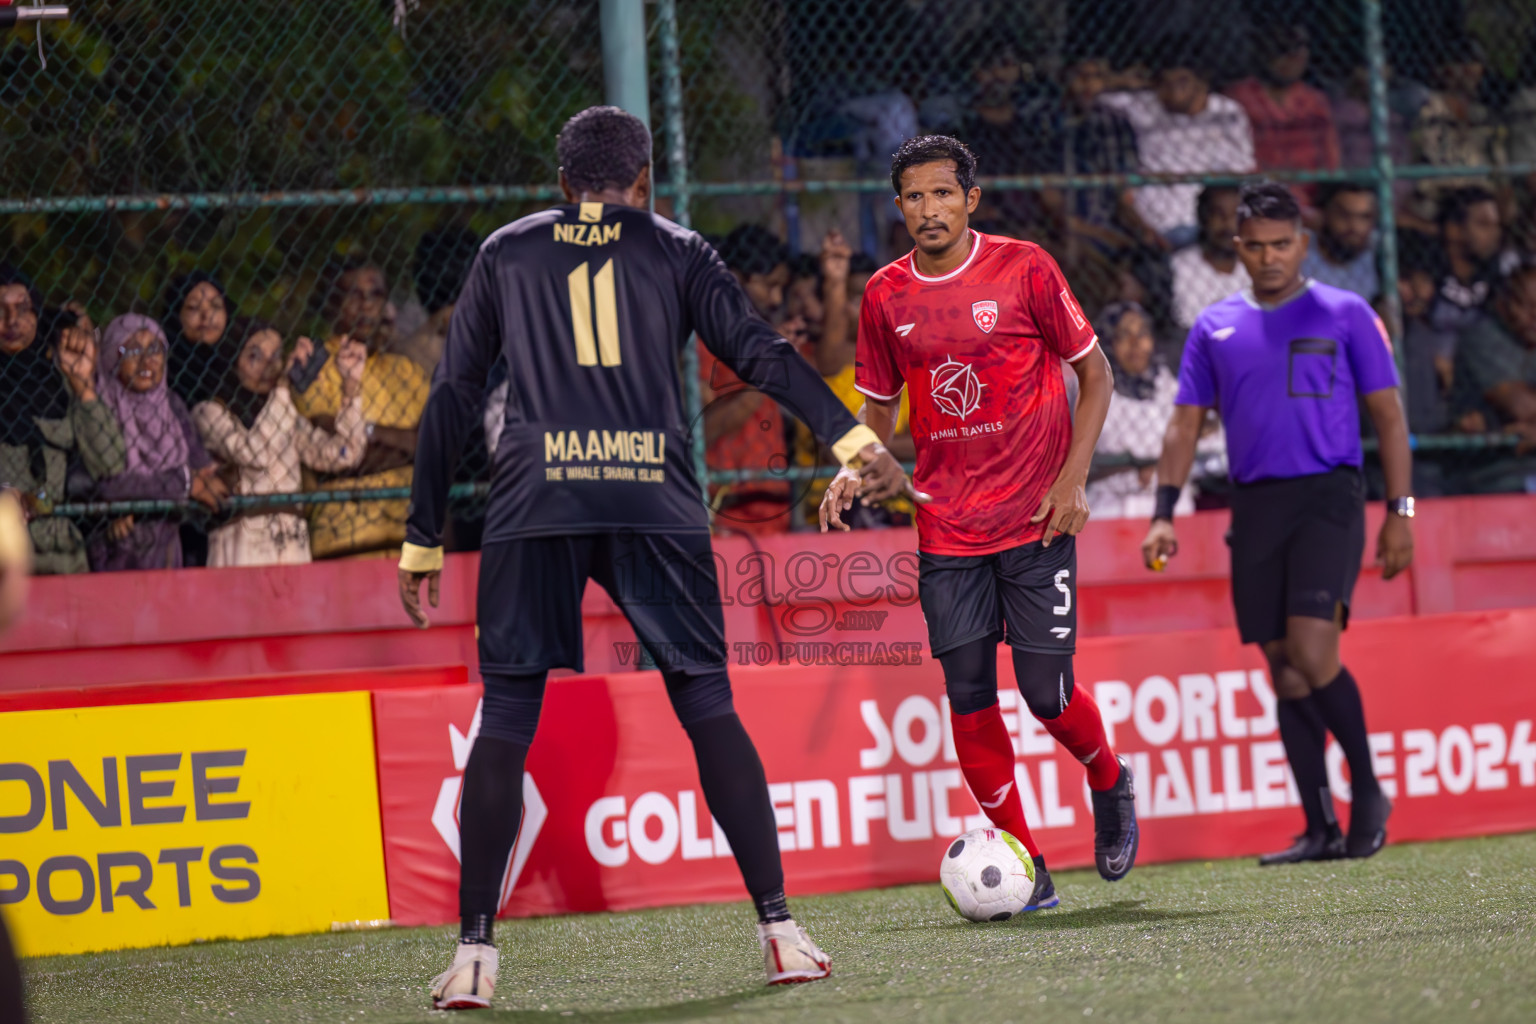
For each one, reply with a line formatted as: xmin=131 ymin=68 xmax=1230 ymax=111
xmin=930 ymin=356 xmax=986 ymax=418
xmin=971 ymin=300 xmax=998 ymax=334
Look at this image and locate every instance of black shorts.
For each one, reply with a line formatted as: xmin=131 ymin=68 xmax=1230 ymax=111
xmin=1229 ymin=467 xmax=1366 ymax=646
xmin=917 ymin=536 xmax=1077 ymax=657
xmin=477 ymin=531 xmax=726 ymax=676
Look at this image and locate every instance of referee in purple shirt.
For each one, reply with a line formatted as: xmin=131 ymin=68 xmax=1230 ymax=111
xmin=1143 ymin=182 xmax=1415 ymax=865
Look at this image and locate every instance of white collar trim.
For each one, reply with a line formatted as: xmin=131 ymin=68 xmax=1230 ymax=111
xmin=909 ymin=230 xmax=982 ymax=283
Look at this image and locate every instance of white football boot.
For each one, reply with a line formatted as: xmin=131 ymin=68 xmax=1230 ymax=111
xmin=758 ymin=919 xmax=832 ymax=985
xmin=430 ymin=941 xmax=498 ymax=1010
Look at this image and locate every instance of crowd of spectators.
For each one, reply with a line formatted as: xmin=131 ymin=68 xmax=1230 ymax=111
xmin=696 ymin=18 xmax=1536 ymax=529
xmin=0 ymin=244 xmax=448 ymax=574
xmin=12 ymin=16 xmax=1536 ymax=569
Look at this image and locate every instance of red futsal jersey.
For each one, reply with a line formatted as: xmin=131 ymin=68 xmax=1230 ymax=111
xmin=856 ymin=231 xmax=1099 ymax=555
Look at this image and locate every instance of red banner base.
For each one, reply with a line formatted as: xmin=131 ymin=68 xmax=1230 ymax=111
xmin=373 ymin=609 xmax=1536 ymax=927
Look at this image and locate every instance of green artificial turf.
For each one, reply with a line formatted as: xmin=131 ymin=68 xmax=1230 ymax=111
xmin=25 ymin=831 xmax=1536 ymax=1024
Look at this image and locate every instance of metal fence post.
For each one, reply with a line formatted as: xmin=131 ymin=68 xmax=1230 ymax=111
xmin=600 ymin=0 xmax=650 ymax=128
xmin=1364 ymin=0 xmax=1405 ymax=384
xmin=656 ymin=0 xmax=709 ymax=508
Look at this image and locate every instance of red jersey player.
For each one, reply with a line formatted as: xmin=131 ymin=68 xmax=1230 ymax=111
xmin=821 ymin=135 xmax=1138 ymax=907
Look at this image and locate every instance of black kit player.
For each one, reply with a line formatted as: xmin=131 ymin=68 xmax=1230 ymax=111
xmin=822 ymin=136 xmax=1139 ymax=909
xmin=1143 ymin=183 xmax=1413 ymax=864
xmin=397 ymin=106 xmax=917 ymax=1010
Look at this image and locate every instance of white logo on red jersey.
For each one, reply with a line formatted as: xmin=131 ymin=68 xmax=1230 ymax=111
xmin=971 ymin=300 xmax=998 ymax=334
xmin=895 ymin=323 xmax=916 ymax=336
xmin=1059 ymin=288 xmax=1087 ymax=331
xmin=930 ymin=356 xmax=986 ymax=419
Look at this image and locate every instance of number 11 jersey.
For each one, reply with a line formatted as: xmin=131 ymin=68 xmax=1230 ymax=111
xmin=407 ymin=203 xmax=867 ymax=549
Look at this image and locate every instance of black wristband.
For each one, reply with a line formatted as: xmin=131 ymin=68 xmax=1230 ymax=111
xmin=1152 ymin=484 xmax=1180 ymax=523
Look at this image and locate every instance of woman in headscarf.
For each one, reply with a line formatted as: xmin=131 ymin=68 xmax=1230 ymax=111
xmin=192 ymin=319 xmax=368 ymax=567
xmin=160 ymin=272 xmax=238 ymax=566
xmin=88 ymin=313 xmax=226 ymax=571
xmin=160 ymin=271 xmax=236 ymax=406
xmin=1085 ymin=301 xmax=1226 ymax=519
xmin=0 ymin=264 xmax=126 ymax=573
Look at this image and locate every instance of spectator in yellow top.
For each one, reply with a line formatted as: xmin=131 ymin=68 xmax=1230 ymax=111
xmin=294 ymin=260 xmax=430 ymax=559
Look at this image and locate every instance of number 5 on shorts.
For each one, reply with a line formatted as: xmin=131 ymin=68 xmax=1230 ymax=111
xmin=1053 ymin=569 xmax=1071 ymax=616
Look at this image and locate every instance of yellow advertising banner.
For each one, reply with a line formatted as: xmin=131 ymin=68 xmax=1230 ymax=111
xmin=0 ymin=692 xmax=389 ymax=956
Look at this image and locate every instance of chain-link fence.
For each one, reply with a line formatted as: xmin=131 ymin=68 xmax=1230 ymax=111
xmin=2 ymin=1 xmax=1533 ymax=572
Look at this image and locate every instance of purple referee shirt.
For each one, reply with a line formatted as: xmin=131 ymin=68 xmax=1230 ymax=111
xmin=1176 ymin=279 xmax=1400 ymax=484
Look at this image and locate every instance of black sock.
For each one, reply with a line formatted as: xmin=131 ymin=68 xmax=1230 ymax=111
xmin=457 ymin=735 xmax=530 ymax=945
xmin=683 ymin=712 xmax=788 ymax=924
xmin=1277 ymin=696 xmax=1334 ymax=834
xmin=1032 ymin=855 xmax=1048 ymax=874
xmin=755 ymin=888 xmax=791 ymax=924
xmin=1311 ymin=667 xmax=1381 ymax=800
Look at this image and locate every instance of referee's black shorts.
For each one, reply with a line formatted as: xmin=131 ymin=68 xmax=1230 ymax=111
xmin=1229 ymin=467 xmax=1366 ymax=646
xmin=476 ymin=530 xmax=726 ymax=677
xmin=917 ymin=536 xmax=1078 ymax=657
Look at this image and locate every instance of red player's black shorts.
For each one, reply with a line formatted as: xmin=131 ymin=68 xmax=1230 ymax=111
xmin=917 ymin=535 xmax=1078 ymax=657
xmin=476 ymin=530 xmax=726 ymax=676
xmin=1228 ymin=467 xmax=1366 ymax=646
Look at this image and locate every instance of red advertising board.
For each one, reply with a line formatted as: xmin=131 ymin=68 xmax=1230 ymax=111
xmin=373 ymin=608 xmax=1536 ymax=927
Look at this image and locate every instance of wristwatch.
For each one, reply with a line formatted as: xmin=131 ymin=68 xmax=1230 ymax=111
xmin=1387 ymin=496 xmax=1415 ymax=518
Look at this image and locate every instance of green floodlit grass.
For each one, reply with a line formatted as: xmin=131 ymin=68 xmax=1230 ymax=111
xmin=24 ymin=832 xmax=1536 ymax=1024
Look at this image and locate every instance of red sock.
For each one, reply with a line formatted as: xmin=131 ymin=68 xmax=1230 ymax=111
xmin=950 ymin=704 xmax=1041 ymax=859
xmin=1041 ymin=685 xmax=1120 ymax=791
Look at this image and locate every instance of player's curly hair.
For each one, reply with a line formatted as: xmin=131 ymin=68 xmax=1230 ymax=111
xmin=556 ymin=105 xmax=652 ymax=195
xmin=1236 ymin=182 xmax=1301 ymax=227
xmin=890 ymin=135 xmax=977 ymax=195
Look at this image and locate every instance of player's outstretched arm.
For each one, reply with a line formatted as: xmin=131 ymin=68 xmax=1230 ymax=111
xmin=1141 ymin=403 xmax=1206 ymax=570
xmin=399 ymin=247 xmax=498 ymax=628
xmin=680 ymin=232 xmax=920 ymax=511
xmin=1362 ymin=386 xmax=1415 ymax=580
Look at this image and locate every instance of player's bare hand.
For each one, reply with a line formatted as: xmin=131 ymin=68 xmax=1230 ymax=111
xmin=399 ymin=567 xmax=440 ymax=629
xmin=819 ymin=466 xmax=860 ymax=532
xmin=1375 ymin=514 xmax=1414 ymax=581
xmin=855 ymin=442 xmax=930 ymax=507
xmin=1142 ymin=518 xmax=1178 ymax=570
xmin=1032 ymin=475 xmax=1089 ymax=547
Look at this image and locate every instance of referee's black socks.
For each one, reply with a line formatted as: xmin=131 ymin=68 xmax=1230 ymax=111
xmin=1311 ymin=667 xmax=1382 ymax=800
xmin=1276 ymin=695 xmax=1335 ymax=834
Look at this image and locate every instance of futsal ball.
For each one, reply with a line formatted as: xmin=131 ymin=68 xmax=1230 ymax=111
xmin=939 ymin=827 xmax=1036 ymax=922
